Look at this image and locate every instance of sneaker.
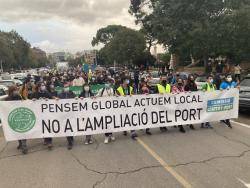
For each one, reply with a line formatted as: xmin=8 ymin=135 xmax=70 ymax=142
xmin=110 ymin=135 xmax=115 ymax=141
xmin=225 ymin=120 xmax=232 ymax=129
xmin=88 ymin=139 xmax=94 ymax=144
xmin=146 ymin=131 xmax=152 ymax=135
xmin=48 ymin=143 xmax=53 ymax=150
xmin=22 ymin=146 xmax=28 ymax=154
xmin=104 ymin=137 xmax=109 ymax=144
xmin=189 ymin=124 xmax=195 ymax=130
xmin=178 ymin=126 xmax=186 ymax=133
xmin=84 ymin=140 xmax=89 ymax=145
xmin=17 ymin=144 xmax=22 ymax=150
xmin=67 ymin=144 xmax=73 ymax=150
xmin=160 ymin=127 xmax=168 ymax=132
xmin=201 ymin=123 xmax=205 ymax=128
xmin=131 ymin=133 xmax=138 ymax=140
xmin=206 ymin=123 xmax=213 ymax=129
xmin=123 ymin=131 xmax=127 ymax=136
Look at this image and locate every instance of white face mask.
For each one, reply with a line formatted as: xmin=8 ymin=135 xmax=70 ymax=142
xmin=13 ymin=91 xmax=19 ymax=95
xmin=227 ymin=77 xmax=232 ymax=82
xmin=84 ymin=86 xmax=90 ymax=91
xmin=41 ymin=86 xmax=46 ymax=91
xmin=63 ymin=87 xmax=69 ymax=92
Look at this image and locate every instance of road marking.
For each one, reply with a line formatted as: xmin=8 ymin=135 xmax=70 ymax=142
xmin=137 ymin=138 xmax=192 ymax=188
xmin=231 ymin=121 xmax=250 ymax=129
xmin=238 ymin=178 xmax=250 ymax=188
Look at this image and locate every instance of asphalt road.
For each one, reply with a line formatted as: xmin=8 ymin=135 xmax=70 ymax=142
xmin=0 ymin=112 xmax=249 ymax=188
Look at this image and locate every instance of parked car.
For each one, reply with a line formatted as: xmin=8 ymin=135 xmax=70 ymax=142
xmin=195 ymin=76 xmax=207 ymax=90
xmin=0 ymin=88 xmax=7 ymax=127
xmin=0 ymin=84 xmax=8 ymax=92
xmin=0 ymin=79 xmax=23 ymax=87
xmin=239 ymin=75 xmax=250 ymax=110
xmin=0 ymin=88 xmax=7 ymax=100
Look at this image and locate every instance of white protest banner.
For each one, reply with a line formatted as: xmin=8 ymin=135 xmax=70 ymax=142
xmin=0 ymin=89 xmax=239 ymax=141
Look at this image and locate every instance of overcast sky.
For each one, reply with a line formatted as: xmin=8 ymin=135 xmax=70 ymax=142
xmin=0 ymin=0 xmax=139 ymax=53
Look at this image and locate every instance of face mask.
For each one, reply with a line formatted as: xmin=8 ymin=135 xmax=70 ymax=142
xmin=13 ymin=91 xmax=19 ymax=96
xmin=50 ymin=85 xmax=55 ymax=89
xmin=227 ymin=77 xmax=232 ymax=82
xmin=209 ymin=79 xmax=214 ymax=83
xmin=64 ymin=87 xmax=69 ymax=92
xmin=84 ymin=86 xmax=90 ymax=92
xmin=126 ymin=80 xmax=130 ymax=85
xmin=41 ymin=86 xmax=46 ymax=91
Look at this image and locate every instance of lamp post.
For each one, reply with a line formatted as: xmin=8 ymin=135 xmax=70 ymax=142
xmin=0 ymin=60 xmax=3 ymax=73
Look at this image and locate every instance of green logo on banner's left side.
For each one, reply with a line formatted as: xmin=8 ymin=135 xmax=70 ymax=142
xmin=8 ymin=107 xmax=36 ymax=133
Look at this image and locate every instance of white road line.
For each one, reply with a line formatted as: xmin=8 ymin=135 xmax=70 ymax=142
xmin=238 ymin=178 xmax=250 ymax=188
xmin=231 ymin=121 xmax=250 ymax=129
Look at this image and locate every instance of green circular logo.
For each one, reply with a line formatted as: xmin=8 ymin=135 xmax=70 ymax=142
xmin=8 ymin=107 xmax=36 ymax=133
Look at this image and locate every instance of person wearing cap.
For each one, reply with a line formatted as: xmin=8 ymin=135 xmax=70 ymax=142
xmin=96 ymin=79 xmax=116 ymax=144
xmin=117 ymin=79 xmax=138 ymax=140
xmin=219 ymin=74 xmax=238 ymax=128
xmin=201 ymin=75 xmax=216 ymax=129
xmin=155 ymin=75 xmax=171 ymax=132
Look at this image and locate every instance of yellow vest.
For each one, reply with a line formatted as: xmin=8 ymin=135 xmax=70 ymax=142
xmin=157 ymin=84 xmax=171 ymax=94
xmin=206 ymin=83 xmax=215 ymax=92
xmin=117 ymin=86 xmax=133 ymax=96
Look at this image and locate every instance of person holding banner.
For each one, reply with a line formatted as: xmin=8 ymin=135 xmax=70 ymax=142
xmin=58 ymin=86 xmax=76 ymax=149
xmin=117 ymin=79 xmax=138 ymax=140
xmin=184 ymin=75 xmax=197 ymax=130
xmin=156 ymin=75 xmax=170 ymax=132
xmin=201 ymin=75 xmax=216 ymax=129
xmin=171 ymin=78 xmax=186 ymax=133
xmin=96 ymin=79 xmax=116 ymax=144
xmin=219 ymin=74 xmax=238 ymax=128
xmin=79 ymin=83 xmax=95 ymax=145
xmin=6 ymin=85 xmax=28 ymax=154
xmin=140 ymin=82 xmax=152 ymax=135
xmin=32 ymin=82 xmax=54 ymax=150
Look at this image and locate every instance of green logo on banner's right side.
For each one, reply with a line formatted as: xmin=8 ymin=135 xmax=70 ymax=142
xmin=8 ymin=107 xmax=36 ymax=133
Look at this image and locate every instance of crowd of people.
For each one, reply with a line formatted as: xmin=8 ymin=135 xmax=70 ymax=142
xmin=6 ymin=66 xmax=239 ymax=154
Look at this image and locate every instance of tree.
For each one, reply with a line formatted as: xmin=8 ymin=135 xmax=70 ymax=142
xmin=130 ymin=0 xmax=250 ymax=65
xmin=93 ymin=25 xmax=147 ymax=66
xmin=0 ymin=30 xmax=49 ymax=70
xmin=92 ymin=25 xmax=127 ymax=46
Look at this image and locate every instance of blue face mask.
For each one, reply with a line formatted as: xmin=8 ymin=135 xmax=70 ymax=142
xmin=126 ymin=80 xmax=130 ymax=85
